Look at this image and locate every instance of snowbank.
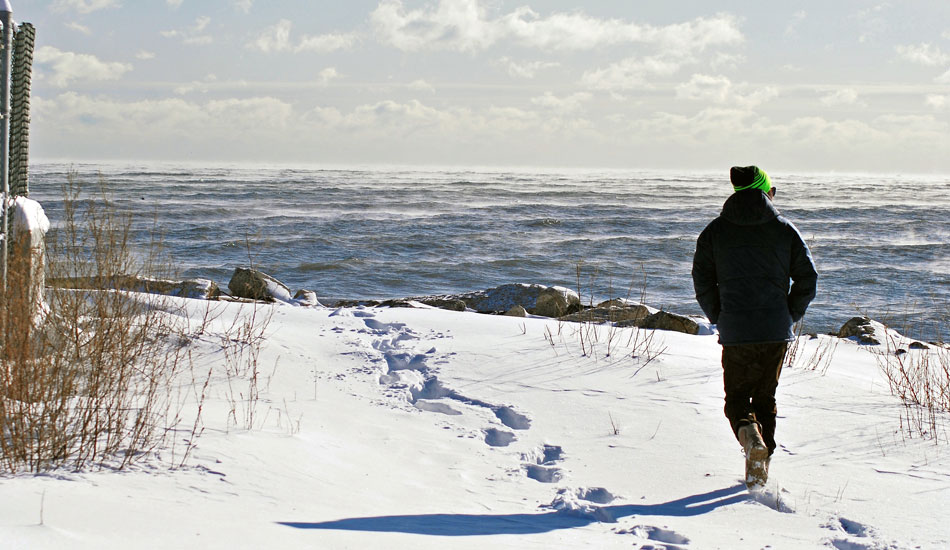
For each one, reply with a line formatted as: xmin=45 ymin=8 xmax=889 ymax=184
xmin=0 ymin=297 xmax=946 ymax=549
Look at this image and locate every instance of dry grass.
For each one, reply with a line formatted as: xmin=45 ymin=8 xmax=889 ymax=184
xmin=0 ymin=175 xmax=273 ymax=473
xmin=875 ymin=319 xmax=950 ymax=443
xmin=546 ymin=262 xmax=665 ymax=368
xmin=0 ymin=175 xmax=191 ymax=472
xmin=785 ymin=320 xmax=838 ymax=374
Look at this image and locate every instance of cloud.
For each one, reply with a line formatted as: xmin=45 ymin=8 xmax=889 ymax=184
xmin=853 ymin=3 xmax=891 ymax=44
xmin=407 ymin=79 xmax=435 ymax=93
xmin=35 ymin=90 xmax=950 ymax=170
xmin=709 ymin=52 xmax=745 ymax=71
xmin=136 ymin=51 xmax=156 ymax=60
xmin=34 ymin=46 xmax=132 ymax=87
xmin=317 ymin=68 xmax=339 ymax=86
xmin=37 ymin=92 xmax=293 ymax=139
xmin=296 ymin=33 xmax=359 ymax=53
xmin=896 ymin=43 xmax=950 ymax=66
xmin=820 ymin=88 xmax=864 ymax=107
xmin=233 ymin=0 xmax=253 ymax=13
xmin=581 ymin=55 xmax=683 ymax=91
xmin=785 ymin=11 xmax=806 ymax=37
xmin=937 ymin=68 xmax=950 ymax=84
xmin=675 ymin=74 xmax=778 ymax=107
xmin=162 ymin=16 xmax=213 ymax=45
xmin=66 ymin=22 xmax=92 ymax=35
xmin=371 ymin=0 xmax=742 ymax=53
xmin=166 ymin=0 xmax=183 ymax=7
xmin=925 ymin=94 xmax=949 ymax=111
xmin=174 ymin=74 xmax=218 ymax=95
xmin=499 ymin=57 xmax=559 ymax=79
xmin=51 ymin=0 xmax=120 ymax=14
xmin=371 ymin=0 xmax=500 ymax=52
xmin=530 ymin=92 xmax=592 ymax=113
xmin=250 ymin=20 xmax=358 ymax=53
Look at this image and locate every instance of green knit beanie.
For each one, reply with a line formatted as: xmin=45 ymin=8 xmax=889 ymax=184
xmin=730 ymin=165 xmax=771 ymax=193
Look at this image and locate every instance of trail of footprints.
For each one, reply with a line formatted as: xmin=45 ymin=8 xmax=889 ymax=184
xmin=329 ymin=308 xmax=578 ymax=484
xmin=329 ymin=308 xmax=887 ymax=549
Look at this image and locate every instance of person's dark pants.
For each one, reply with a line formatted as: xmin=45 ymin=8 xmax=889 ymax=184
xmin=721 ymin=342 xmax=789 ymax=456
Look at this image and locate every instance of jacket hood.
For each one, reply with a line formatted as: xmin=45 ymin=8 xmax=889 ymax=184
xmin=720 ymin=189 xmax=780 ymax=226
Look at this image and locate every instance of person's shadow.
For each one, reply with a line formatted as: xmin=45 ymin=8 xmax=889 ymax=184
xmin=278 ymin=484 xmax=749 ymax=537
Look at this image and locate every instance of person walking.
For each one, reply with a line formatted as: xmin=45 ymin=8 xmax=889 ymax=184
xmin=691 ymin=165 xmax=817 ymax=488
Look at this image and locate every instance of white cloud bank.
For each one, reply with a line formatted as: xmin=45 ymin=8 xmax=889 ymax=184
xmin=370 ymin=0 xmax=742 ymax=53
xmin=499 ymin=57 xmax=560 ymax=79
xmin=249 ymin=20 xmax=359 ymax=53
xmin=675 ymin=74 xmax=779 ymax=108
xmin=34 ymin=91 xmax=950 ymax=171
xmin=34 ymin=47 xmax=132 ymax=88
xmin=51 ymin=0 xmax=120 ymax=14
xmin=896 ymin=43 xmax=950 ymax=66
xmin=162 ymin=16 xmax=214 ymax=46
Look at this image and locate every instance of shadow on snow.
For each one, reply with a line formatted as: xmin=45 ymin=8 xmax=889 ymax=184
xmin=277 ymin=484 xmax=749 ymax=537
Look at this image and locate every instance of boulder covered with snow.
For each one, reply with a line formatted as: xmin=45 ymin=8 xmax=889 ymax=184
xmin=837 ymin=316 xmax=887 ymax=345
xmin=617 ymin=310 xmax=708 ymax=335
xmin=291 ymin=289 xmax=322 ymax=307
xmin=559 ymin=300 xmax=654 ymax=324
xmin=47 ymin=275 xmax=221 ymax=300
xmin=455 ymin=283 xmax=581 ymax=316
xmin=228 ymin=268 xmax=292 ymax=303
xmin=638 ymin=311 xmax=703 ymax=335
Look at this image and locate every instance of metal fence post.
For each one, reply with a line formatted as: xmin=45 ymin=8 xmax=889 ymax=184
xmin=0 ymin=1 xmax=12 ymax=291
xmin=10 ymin=21 xmax=33 ymax=199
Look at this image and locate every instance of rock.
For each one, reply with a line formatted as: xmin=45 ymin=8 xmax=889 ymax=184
xmin=228 ymin=268 xmax=292 ymax=302
xmin=532 ymin=286 xmax=581 ymax=318
xmin=379 ymin=299 xmax=415 ymax=308
xmin=628 ymin=310 xmax=702 ymax=335
xmin=451 ymin=283 xmax=580 ymax=315
xmin=560 ymin=302 xmax=653 ymax=324
xmin=457 ymin=283 xmax=546 ymax=313
xmin=837 ymin=316 xmax=883 ymax=345
xmin=332 ymin=299 xmax=381 ymax=308
xmin=138 ymin=278 xmax=220 ymax=299
xmin=415 ymin=297 xmax=467 ymax=312
xmin=504 ymin=305 xmax=527 ymax=317
xmin=292 ymin=289 xmax=321 ymax=307
xmin=909 ymin=341 xmax=929 ymax=350
xmin=47 ymin=275 xmax=220 ymax=300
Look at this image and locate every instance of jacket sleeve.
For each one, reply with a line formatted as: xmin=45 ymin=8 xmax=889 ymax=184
xmin=787 ymin=227 xmax=817 ymax=322
xmin=692 ymin=226 xmax=721 ymax=324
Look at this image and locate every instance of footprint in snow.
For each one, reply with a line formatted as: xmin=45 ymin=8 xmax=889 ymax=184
xmin=523 ymin=444 xmax=564 ymax=483
xmin=363 ymin=318 xmax=409 ymax=334
xmin=484 ymin=428 xmax=516 ymax=447
xmin=616 ymin=525 xmax=690 ymax=548
xmin=548 ymin=486 xmax=617 ymax=522
xmin=823 ymin=516 xmax=879 ymax=550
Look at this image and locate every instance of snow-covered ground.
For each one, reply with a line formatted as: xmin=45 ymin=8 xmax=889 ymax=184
xmin=1 ymin=297 xmax=947 ymax=549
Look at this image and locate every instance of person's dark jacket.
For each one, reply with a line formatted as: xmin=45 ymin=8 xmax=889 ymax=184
xmin=692 ymin=189 xmax=817 ymax=345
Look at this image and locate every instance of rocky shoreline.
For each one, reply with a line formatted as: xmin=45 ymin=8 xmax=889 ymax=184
xmin=47 ymin=267 xmax=943 ymax=349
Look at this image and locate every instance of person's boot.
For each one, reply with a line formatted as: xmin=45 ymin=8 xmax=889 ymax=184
xmin=738 ymin=423 xmax=769 ymax=488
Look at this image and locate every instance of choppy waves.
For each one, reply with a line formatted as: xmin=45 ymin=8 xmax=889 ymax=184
xmin=28 ymin=163 xmax=950 ymax=341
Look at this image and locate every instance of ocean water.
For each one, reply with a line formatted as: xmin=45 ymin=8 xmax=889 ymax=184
xmin=28 ymin=163 xmax=950 ymax=342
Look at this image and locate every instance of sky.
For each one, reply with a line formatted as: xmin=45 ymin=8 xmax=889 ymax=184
xmin=18 ymin=0 xmax=950 ymax=172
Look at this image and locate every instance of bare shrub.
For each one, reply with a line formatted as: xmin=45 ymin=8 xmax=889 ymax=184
xmin=785 ymin=320 xmax=838 ymax=374
xmin=0 ymin=174 xmax=191 ymax=472
xmin=562 ymin=262 xmax=666 ymax=368
xmin=220 ymin=301 xmax=273 ymax=432
xmin=875 ymin=325 xmax=950 ymax=443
